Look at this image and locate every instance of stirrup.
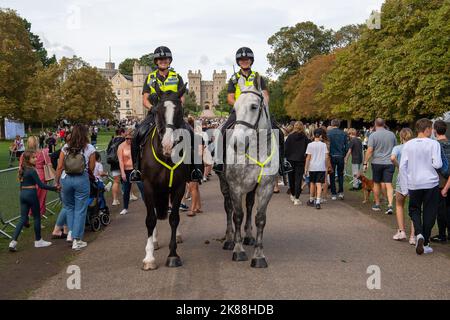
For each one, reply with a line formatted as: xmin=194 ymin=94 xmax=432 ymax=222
xmin=191 ymin=168 xmax=203 ymax=182
xmin=129 ymin=169 xmax=142 ymax=182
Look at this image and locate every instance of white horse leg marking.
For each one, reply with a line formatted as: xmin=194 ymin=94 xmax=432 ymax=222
xmin=142 ymin=237 xmax=157 ymax=270
xmin=152 ymin=227 xmax=159 ymax=250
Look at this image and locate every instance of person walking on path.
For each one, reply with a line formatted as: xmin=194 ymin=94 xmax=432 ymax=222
xmin=117 ymin=129 xmax=144 ymax=216
xmin=399 ymin=118 xmax=442 ymax=255
xmin=364 ymin=118 xmax=397 ymax=214
xmin=345 ymin=128 xmax=363 ymax=190
xmin=391 ymin=128 xmax=415 ymax=244
xmin=430 ymin=120 xmax=450 ymax=243
xmin=328 ymin=119 xmax=348 ymax=200
xmin=284 ymin=121 xmax=310 ymax=205
xmin=9 ymin=151 xmax=59 ymax=252
xmin=55 ymin=124 xmax=96 ymax=251
xmin=305 ymin=129 xmax=331 ymax=210
xmin=107 ymin=128 xmax=126 ymax=206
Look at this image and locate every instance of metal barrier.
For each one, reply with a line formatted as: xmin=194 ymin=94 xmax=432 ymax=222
xmin=0 ymin=148 xmax=110 ymax=238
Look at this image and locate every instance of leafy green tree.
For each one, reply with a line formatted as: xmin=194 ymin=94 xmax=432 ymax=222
xmin=267 ymin=21 xmax=335 ymax=76
xmin=139 ymin=53 xmax=157 ymax=69
xmin=21 ymin=18 xmax=56 ymax=67
xmin=60 ymin=66 xmax=116 ymax=123
xmin=334 ymin=24 xmax=365 ymax=48
xmin=267 ymin=79 xmax=287 ymax=121
xmin=184 ymin=90 xmax=200 ymax=116
xmin=215 ymin=86 xmax=230 ymax=116
xmin=119 ymin=58 xmax=139 ymax=75
xmin=0 ymin=9 xmax=39 ymax=121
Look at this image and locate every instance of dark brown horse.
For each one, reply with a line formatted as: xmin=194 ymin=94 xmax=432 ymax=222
xmin=141 ymin=84 xmax=190 ymax=271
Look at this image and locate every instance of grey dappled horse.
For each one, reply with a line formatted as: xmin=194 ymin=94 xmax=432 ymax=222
xmin=224 ymin=76 xmax=278 ymax=268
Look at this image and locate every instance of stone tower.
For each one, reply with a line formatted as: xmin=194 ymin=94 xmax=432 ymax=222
xmin=187 ymin=70 xmax=202 ymax=106
xmin=212 ymin=70 xmax=227 ymax=107
xmin=132 ymin=61 xmax=152 ymax=119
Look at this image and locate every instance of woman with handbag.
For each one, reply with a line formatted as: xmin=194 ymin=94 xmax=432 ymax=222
xmin=55 ymin=124 xmax=96 ymax=251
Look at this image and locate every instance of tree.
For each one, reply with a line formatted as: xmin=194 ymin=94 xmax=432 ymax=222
xmin=0 ymin=9 xmax=39 ymax=121
xmin=334 ymin=24 xmax=365 ymax=48
xmin=139 ymin=53 xmax=157 ymax=69
xmin=184 ymin=90 xmax=200 ymax=116
xmin=21 ymin=18 xmax=56 ymax=67
xmin=119 ymin=58 xmax=139 ymax=75
xmin=215 ymin=86 xmax=230 ymax=117
xmin=267 ymin=79 xmax=287 ymax=121
xmin=60 ymin=66 xmax=116 ymax=123
xmin=267 ymin=21 xmax=335 ymax=76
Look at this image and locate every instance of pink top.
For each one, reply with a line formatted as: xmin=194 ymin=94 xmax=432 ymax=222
xmin=118 ymin=141 xmax=133 ymax=172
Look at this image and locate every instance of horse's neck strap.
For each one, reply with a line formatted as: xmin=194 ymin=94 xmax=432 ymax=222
xmin=151 ymin=127 xmax=185 ymax=188
xmin=245 ymin=133 xmax=277 ymax=184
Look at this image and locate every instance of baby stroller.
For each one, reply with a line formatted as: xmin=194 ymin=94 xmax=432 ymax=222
xmin=86 ymin=179 xmax=111 ymax=232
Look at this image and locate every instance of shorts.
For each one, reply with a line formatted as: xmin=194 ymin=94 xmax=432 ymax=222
xmin=309 ymin=171 xmax=326 ymax=184
xmin=371 ymin=164 xmax=395 ymax=184
xmin=111 ymin=170 xmax=121 ymax=177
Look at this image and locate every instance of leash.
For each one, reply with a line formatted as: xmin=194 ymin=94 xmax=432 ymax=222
xmin=151 ymin=127 xmax=185 ymax=188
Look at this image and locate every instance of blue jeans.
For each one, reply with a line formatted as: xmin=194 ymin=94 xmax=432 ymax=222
xmin=61 ymin=172 xmax=90 ymax=240
xmin=330 ymin=155 xmax=345 ymax=195
xmin=97 ymin=180 xmax=106 ymax=209
xmin=122 ymin=170 xmax=144 ymax=209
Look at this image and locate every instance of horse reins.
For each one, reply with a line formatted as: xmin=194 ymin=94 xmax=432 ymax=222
xmin=234 ymin=90 xmax=268 ymax=130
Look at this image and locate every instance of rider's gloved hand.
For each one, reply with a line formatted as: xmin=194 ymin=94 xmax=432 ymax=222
xmin=149 ymin=93 xmax=159 ymax=106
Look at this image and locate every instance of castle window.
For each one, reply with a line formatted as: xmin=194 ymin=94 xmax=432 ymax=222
xmin=126 ymin=90 xmax=129 ymax=95
xmin=117 ymin=90 xmax=121 ymax=96
xmin=126 ymin=101 xmax=130 ymax=109
xmin=206 ymin=93 xmax=208 ymax=98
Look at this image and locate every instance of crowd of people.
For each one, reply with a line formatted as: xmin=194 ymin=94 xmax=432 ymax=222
xmin=6 ymin=115 xmax=450 ymax=257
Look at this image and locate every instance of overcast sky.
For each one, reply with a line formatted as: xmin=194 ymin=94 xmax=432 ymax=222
xmin=4 ymin=0 xmax=384 ymax=81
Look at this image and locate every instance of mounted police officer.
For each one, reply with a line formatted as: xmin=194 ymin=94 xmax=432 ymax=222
xmin=130 ymin=46 xmax=203 ymax=182
xmin=212 ymin=47 xmax=293 ymax=175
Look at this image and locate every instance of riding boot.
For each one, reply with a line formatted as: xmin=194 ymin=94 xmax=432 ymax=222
xmin=183 ymin=122 xmax=203 ymax=183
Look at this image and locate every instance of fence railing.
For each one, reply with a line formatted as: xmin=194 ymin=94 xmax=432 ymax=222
xmin=0 ymin=149 xmax=109 ymax=239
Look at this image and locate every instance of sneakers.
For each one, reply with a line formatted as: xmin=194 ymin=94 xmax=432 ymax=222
xmin=120 ymin=209 xmax=128 ymax=215
xmin=416 ymin=234 xmax=425 ymax=255
xmin=430 ymin=235 xmax=447 ymax=243
xmin=34 ymin=239 xmax=52 ymax=248
xmin=202 ymin=177 xmax=208 ymax=183
xmin=66 ymin=231 xmax=73 ymax=243
xmin=424 ymin=245 xmax=433 ymax=254
xmin=112 ymin=199 xmax=120 ymax=206
xmin=409 ymin=236 xmax=416 ymax=246
xmin=294 ymin=199 xmax=302 ymax=206
xmin=105 ymin=182 xmax=112 ymax=192
xmin=130 ymin=194 xmax=139 ymax=201
xmin=290 ymin=195 xmax=296 ymax=202
xmin=307 ymin=200 xmax=315 ymax=207
xmin=315 ymin=201 xmax=321 ymax=210
xmin=372 ymin=204 xmax=381 ymax=212
xmin=72 ymin=239 xmax=87 ymax=251
xmin=385 ymin=206 xmax=394 ymax=215
xmin=331 ymin=195 xmax=337 ymax=201
xmin=180 ymin=203 xmax=189 ymax=211
xmin=8 ymin=240 xmax=17 ymax=252
xmin=393 ymin=230 xmax=407 ymax=241
xmin=338 ymin=193 xmax=344 ymax=200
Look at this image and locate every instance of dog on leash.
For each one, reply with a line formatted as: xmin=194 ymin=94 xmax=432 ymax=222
xmin=357 ymin=174 xmax=374 ymax=204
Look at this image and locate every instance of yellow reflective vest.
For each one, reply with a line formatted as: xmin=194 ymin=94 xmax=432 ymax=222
xmin=147 ymin=69 xmax=179 ymax=95
xmin=232 ymin=70 xmax=257 ymax=100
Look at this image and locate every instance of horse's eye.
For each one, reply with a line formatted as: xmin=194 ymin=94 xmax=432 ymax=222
xmin=251 ymin=104 xmax=258 ymax=110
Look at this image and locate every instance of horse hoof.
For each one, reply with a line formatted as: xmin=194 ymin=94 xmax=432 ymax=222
xmin=243 ymin=237 xmax=256 ymax=246
xmin=142 ymin=261 xmax=158 ymax=271
xmin=176 ymin=236 xmax=183 ymax=244
xmin=223 ymin=241 xmax=235 ymax=251
xmin=153 ymin=242 xmax=160 ymax=250
xmin=232 ymin=251 xmax=248 ymax=262
xmin=251 ymin=258 xmax=268 ymax=268
xmin=166 ymin=256 xmax=182 ymax=268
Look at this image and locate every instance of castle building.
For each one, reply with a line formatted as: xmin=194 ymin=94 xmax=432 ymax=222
xmin=187 ymin=70 xmax=227 ymax=111
xmin=98 ymin=61 xmax=151 ymax=120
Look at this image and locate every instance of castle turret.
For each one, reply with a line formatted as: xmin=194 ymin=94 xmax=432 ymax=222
xmin=188 ymin=70 xmax=202 ymax=106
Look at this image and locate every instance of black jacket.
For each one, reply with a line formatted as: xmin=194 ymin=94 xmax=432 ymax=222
xmin=284 ymin=132 xmax=310 ymax=163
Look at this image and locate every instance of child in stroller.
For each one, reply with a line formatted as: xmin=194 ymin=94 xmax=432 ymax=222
xmin=86 ymin=152 xmax=111 ymax=232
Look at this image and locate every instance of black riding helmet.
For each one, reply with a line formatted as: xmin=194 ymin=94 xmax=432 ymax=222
xmin=153 ymin=46 xmax=173 ymax=64
xmin=235 ymin=47 xmax=254 ymax=65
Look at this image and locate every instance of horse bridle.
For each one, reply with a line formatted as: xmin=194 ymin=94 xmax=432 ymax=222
xmin=234 ymin=91 xmax=269 ymax=130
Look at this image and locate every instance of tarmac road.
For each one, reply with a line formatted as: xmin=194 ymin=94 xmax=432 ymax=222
xmin=30 ymin=174 xmax=450 ymax=300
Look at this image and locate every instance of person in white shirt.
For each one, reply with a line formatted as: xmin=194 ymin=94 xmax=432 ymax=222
xmin=305 ymin=129 xmax=331 ymax=210
xmin=399 ymin=118 xmax=442 ymax=255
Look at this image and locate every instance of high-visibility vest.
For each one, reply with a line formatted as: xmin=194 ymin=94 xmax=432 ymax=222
xmin=232 ymin=70 xmax=257 ymax=100
xmin=147 ymin=69 xmax=179 ymax=95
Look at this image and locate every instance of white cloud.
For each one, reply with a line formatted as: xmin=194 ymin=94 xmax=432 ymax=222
xmin=4 ymin=0 xmax=384 ymax=81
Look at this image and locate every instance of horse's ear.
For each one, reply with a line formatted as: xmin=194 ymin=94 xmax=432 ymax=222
xmin=154 ymin=81 xmax=163 ymax=97
xmin=177 ymin=83 xmax=187 ymax=99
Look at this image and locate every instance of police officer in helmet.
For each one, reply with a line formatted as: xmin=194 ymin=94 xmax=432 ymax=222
xmin=130 ymin=46 xmax=203 ymax=182
xmin=212 ymin=47 xmax=293 ymax=175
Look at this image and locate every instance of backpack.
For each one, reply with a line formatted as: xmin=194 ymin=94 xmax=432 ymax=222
xmin=64 ymin=147 xmax=86 ymax=175
xmin=440 ymin=141 xmax=450 ymax=178
xmin=106 ymin=137 xmax=125 ymax=165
